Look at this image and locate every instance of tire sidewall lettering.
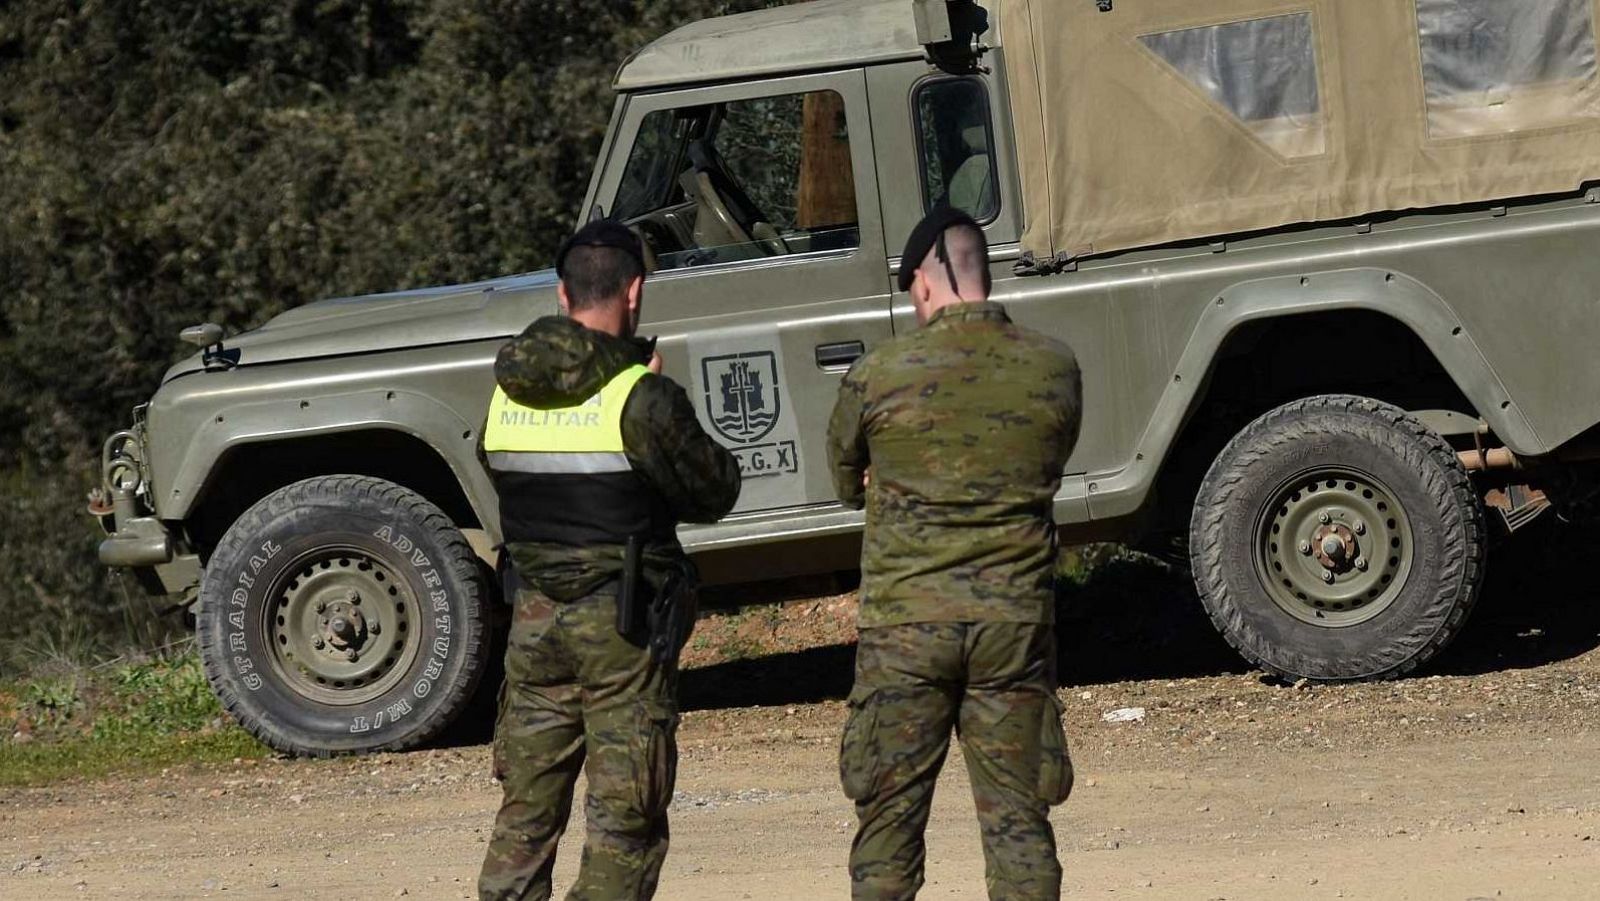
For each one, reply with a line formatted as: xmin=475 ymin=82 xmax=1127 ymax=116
xmin=371 ymin=525 xmax=454 ymax=719
xmin=226 ymin=538 xmax=281 ymax=693
xmin=208 ymin=512 xmax=467 ymax=746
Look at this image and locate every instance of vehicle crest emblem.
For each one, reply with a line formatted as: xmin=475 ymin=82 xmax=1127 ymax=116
xmin=702 ymin=351 xmax=781 ymax=444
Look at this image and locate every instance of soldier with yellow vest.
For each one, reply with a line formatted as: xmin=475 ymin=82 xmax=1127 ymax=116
xmin=478 ymin=220 xmax=741 ymax=901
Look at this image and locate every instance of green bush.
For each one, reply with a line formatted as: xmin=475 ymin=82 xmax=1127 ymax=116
xmin=19 ymin=676 xmax=83 ymax=731
xmin=90 ymin=655 xmax=223 ymax=743
xmin=1056 ymin=543 xmax=1128 ymax=589
xmin=0 ymin=467 xmax=180 ymax=677
xmin=0 ymin=1 xmax=774 ymax=671
xmin=1 ymin=650 xmax=266 ymax=785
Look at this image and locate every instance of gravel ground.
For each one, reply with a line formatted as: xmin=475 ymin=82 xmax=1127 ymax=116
xmin=4 ymin=539 xmax=1600 ymax=900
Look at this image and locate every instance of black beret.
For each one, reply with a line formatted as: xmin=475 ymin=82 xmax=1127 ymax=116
xmin=898 ymin=206 xmax=984 ymax=292
xmin=556 ymin=219 xmax=645 ymax=278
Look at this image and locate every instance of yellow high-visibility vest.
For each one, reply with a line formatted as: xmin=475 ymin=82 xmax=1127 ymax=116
xmin=483 ymin=364 xmax=650 ymax=474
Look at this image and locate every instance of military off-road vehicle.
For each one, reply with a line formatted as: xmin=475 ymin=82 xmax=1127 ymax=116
xmin=93 ymin=0 xmax=1600 ymax=755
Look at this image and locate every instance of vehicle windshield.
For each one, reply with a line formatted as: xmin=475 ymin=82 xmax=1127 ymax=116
xmin=612 ymin=90 xmax=861 ymax=272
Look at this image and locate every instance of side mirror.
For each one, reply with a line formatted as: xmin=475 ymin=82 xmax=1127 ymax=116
xmin=179 ymin=323 xmax=238 ymax=370
xmin=180 ymin=323 xmax=224 ymax=349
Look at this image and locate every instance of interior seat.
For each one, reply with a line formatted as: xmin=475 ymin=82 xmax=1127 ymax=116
xmin=946 ymin=125 xmax=994 ymax=216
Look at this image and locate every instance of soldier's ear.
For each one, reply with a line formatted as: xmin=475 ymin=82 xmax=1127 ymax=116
xmin=625 ymin=275 xmax=644 ymax=315
xmin=556 ymin=282 xmax=573 ymax=315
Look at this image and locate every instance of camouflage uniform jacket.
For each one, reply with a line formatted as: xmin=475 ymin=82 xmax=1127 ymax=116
xmin=826 ymin=301 xmax=1082 ymax=627
xmin=489 ymin=315 xmax=741 ymax=601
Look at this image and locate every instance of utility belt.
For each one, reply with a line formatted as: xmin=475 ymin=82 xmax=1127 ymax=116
xmin=498 ymin=538 xmax=696 ymax=665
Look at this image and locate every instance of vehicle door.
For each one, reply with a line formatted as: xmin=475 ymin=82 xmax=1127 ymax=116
xmin=589 ymin=70 xmax=892 ymax=514
xmin=869 ymin=60 xmax=1122 ymax=523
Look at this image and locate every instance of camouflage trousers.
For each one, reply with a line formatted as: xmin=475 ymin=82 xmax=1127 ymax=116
xmin=479 ymin=584 xmax=691 ymax=901
xmin=841 ymin=622 xmax=1073 ymax=901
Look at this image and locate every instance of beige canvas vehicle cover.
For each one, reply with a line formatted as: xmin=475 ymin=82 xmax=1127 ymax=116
xmin=1000 ymin=0 xmax=1600 ymax=260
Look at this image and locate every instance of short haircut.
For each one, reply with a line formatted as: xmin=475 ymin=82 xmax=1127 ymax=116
xmin=560 ymin=245 xmax=644 ymax=309
xmin=920 ymin=222 xmax=992 ymax=298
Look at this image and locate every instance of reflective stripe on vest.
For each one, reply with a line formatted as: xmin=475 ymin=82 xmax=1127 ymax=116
xmin=484 ymin=451 xmax=630 ymax=474
xmin=484 ymin=364 xmax=661 ymax=547
xmin=482 ymin=364 xmax=651 ymax=471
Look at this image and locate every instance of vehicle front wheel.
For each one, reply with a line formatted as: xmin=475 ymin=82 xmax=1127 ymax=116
xmin=1189 ymin=395 xmax=1485 ymax=681
xmin=196 ymin=476 xmax=489 ymax=756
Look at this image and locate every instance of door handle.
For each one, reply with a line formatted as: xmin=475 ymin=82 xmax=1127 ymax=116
xmin=815 ymin=340 xmax=866 ymax=370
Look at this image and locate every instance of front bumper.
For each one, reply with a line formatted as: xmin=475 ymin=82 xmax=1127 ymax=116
xmin=98 ymin=516 xmax=174 ymax=567
xmin=90 ymin=416 xmax=201 ymax=598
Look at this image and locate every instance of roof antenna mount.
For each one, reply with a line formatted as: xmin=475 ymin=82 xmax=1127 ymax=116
xmin=913 ymin=0 xmax=991 ymax=75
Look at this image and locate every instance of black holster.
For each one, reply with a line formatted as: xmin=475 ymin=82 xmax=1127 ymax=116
xmin=496 ymin=546 xmax=522 ymax=602
xmin=614 ymin=535 xmax=696 ymax=664
xmin=646 ymin=557 xmax=697 ymax=665
xmin=616 ymin=534 xmax=648 ymax=647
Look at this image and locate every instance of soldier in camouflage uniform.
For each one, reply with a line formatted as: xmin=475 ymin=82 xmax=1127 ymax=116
xmin=826 ymin=208 xmax=1083 ymax=901
xmin=479 ymin=220 xmax=741 ymax=901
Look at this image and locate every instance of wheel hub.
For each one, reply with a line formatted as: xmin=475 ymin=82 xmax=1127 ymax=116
xmin=1256 ymin=470 xmax=1415 ymax=627
xmin=321 ymin=597 xmax=368 ymax=652
xmin=1313 ymin=523 xmax=1358 ymax=571
xmin=266 ymin=549 xmax=418 ymax=705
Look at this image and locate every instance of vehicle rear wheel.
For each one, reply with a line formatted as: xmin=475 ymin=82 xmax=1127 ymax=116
xmin=196 ymin=476 xmax=489 ymax=756
xmin=1189 ymin=395 xmax=1485 ymax=681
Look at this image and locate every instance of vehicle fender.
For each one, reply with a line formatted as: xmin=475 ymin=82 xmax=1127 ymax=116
xmin=1087 ymin=267 xmax=1535 ymax=521
xmin=153 ymin=386 xmax=498 ymax=533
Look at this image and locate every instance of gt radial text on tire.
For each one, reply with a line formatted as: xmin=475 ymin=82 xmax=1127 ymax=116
xmin=196 ymin=476 xmax=490 ymax=756
xmin=1189 ymin=395 xmax=1486 ymax=681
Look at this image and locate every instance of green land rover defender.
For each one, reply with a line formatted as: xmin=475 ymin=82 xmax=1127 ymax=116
xmin=92 ymin=0 xmax=1600 ymax=755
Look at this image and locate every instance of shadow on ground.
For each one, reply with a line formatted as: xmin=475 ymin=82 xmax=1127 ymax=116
xmin=683 ymin=644 xmax=857 ymax=712
xmin=1052 ymin=553 xmax=1245 ymax=687
xmin=469 ymin=521 xmax=1600 ymax=727
xmin=1044 ymin=522 xmax=1600 ymax=686
xmin=1433 ymin=519 xmax=1600 ymax=676
xmin=680 ymin=550 xmax=1244 ymax=712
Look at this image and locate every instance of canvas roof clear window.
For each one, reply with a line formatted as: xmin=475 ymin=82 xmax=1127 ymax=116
xmin=915 ymin=78 xmax=1000 ymax=222
xmin=1416 ymin=0 xmax=1600 ymax=139
xmin=1139 ymin=12 xmax=1326 ymax=159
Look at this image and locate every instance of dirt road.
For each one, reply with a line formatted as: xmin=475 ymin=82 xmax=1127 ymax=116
xmin=5 ymin=554 xmax=1600 ymax=900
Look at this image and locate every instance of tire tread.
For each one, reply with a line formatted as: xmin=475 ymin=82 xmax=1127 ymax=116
xmin=196 ymin=475 xmax=487 ymax=757
xmin=1189 ymin=395 xmax=1485 ymax=681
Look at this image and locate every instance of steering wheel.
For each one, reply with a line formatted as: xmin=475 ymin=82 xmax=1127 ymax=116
xmin=694 ymin=173 xmax=792 ymax=257
xmin=692 ymin=171 xmax=758 ymax=249
xmin=684 ymin=139 xmax=793 ymax=257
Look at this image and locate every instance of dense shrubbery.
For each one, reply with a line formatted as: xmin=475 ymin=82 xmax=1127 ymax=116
xmin=0 ymin=1 xmax=769 ymax=673
xmin=0 ymin=469 xmax=178 ymax=673
xmin=0 ymin=651 xmax=266 ymax=784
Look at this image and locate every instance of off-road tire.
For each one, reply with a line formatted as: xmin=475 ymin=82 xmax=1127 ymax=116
xmin=197 ymin=476 xmax=489 ymax=756
xmin=1190 ymin=395 xmax=1485 ymax=681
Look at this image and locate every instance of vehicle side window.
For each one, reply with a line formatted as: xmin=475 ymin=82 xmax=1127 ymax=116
xmin=614 ymin=111 xmax=687 ymax=224
xmin=1415 ymin=0 xmax=1598 ymax=139
xmin=914 ymin=78 xmax=999 ymax=222
xmin=612 ymin=90 xmax=860 ymax=272
xmin=1139 ymin=13 xmax=1325 ymax=159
